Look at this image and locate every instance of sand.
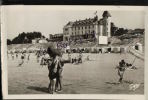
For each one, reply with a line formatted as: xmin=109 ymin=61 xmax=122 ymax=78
xmin=8 ymin=53 xmax=144 ymax=94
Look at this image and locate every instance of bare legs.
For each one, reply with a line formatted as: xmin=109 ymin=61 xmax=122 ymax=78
xmin=48 ymin=79 xmax=56 ymax=94
xmin=118 ymin=70 xmax=124 ymax=83
xmin=55 ymin=76 xmax=63 ymax=91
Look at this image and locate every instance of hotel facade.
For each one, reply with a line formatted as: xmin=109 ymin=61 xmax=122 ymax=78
xmin=63 ymin=11 xmax=112 ymax=44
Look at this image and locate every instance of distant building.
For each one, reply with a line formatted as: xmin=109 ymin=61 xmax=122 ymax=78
xmin=49 ymin=33 xmax=63 ymax=42
xmin=38 ymin=38 xmax=48 ymax=43
xmin=133 ymin=29 xmax=144 ymax=35
xmin=127 ymin=29 xmax=133 ymax=34
xmin=63 ymin=11 xmax=112 ymax=44
xmin=128 ymin=29 xmax=144 ymax=35
xmin=32 ymin=38 xmax=48 ymax=44
xmin=32 ymin=38 xmax=39 ymax=44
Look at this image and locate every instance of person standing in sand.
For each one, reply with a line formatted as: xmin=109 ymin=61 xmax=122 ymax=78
xmin=117 ymin=59 xmax=126 ymax=83
xmin=55 ymin=55 xmax=64 ymax=92
xmin=18 ymin=52 xmax=25 ymax=66
xmin=47 ymin=46 xmax=64 ymax=94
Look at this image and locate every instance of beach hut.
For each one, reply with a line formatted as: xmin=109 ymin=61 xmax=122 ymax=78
xmin=102 ymin=47 xmax=108 ymax=53
xmin=98 ymin=47 xmax=103 ymax=53
xmin=107 ymin=47 xmax=112 ymax=53
xmin=112 ymin=47 xmax=118 ymax=53
xmin=90 ymin=47 xmax=94 ymax=53
xmin=84 ymin=47 xmax=91 ymax=53
xmin=91 ymin=47 xmax=97 ymax=53
xmin=120 ymin=47 xmax=126 ymax=53
xmin=112 ymin=47 xmax=120 ymax=53
xmin=134 ymin=43 xmax=143 ymax=52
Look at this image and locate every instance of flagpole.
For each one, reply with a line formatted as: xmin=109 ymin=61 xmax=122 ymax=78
xmin=94 ymin=11 xmax=97 ymax=16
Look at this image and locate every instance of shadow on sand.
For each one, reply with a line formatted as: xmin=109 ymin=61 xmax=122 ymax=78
xmin=27 ymin=86 xmax=49 ymax=93
xmin=105 ymin=80 xmax=138 ymax=85
xmin=105 ymin=82 xmax=120 ymax=85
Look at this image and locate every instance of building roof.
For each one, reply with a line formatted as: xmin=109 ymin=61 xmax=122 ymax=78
xmin=66 ymin=21 xmax=74 ymax=26
xmin=65 ymin=11 xmax=111 ymax=27
xmin=66 ymin=16 xmax=98 ymax=27
xmin=39 ymin=38 xmax=47 ymax=41
xmin=102 ymin=11 xmax=111 ymax=18
xmin=98 ymin=18 xmax=104 ymax=25
xmin=50 ymin=33 xmax=63 ymax=38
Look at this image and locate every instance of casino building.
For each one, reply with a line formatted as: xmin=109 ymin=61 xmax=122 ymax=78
xmin=63 ymin=11 xmax=111 ymax=44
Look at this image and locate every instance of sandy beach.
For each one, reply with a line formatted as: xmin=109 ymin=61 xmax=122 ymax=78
xmin=8 ymin=53 xmax=144 ymax=94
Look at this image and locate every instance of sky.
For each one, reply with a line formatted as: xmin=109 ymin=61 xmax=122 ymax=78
xmin=2 ymin=6 xmax=145 ymax=40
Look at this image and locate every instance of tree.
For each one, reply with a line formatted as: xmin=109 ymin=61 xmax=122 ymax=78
xmin=7 ymin=39 xmax=12 ymax=45
xmin=11 ymin=31 xmax=45 ymax=44
xmin=111 ymin=22 xmax=118 ymax=36
xmin=114 ymin=28 xmax=128 ymax=36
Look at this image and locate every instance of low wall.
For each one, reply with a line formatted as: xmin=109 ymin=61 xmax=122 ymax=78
xmin=128 ymin=47 xmax=144 ymax=60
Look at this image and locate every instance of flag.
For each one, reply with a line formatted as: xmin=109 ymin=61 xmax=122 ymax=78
xmin=94 ymin=11 xmax=97 ymax=15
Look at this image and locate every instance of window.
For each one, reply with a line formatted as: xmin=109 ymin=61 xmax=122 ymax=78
xmin=85 ymin=31 xmax=87 ymax=34
xmin=65 ymin=28 xmax=68 ymax=31
xmin=92 ymin=30 xmax=95 ymax=34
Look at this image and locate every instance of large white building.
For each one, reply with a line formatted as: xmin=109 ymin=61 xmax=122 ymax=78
xmin=63 ymin=11 xmax=111 ymax=44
